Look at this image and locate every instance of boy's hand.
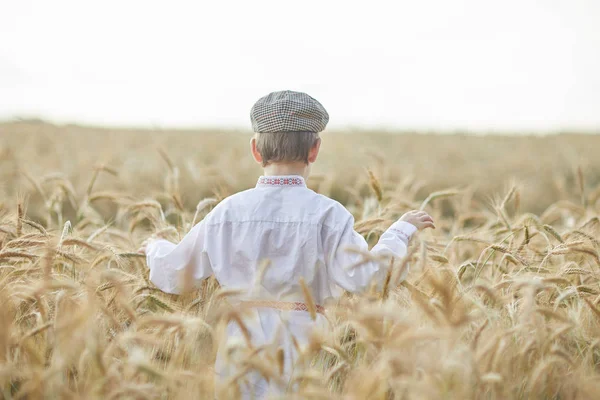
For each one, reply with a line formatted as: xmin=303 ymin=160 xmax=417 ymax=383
xmin=400 ymin=210 xmax=435 ymax=231
xmin=137 ymin=232 xmax=169 ymax=255
xmin=137 ymin=238 xmax=153 ymax=255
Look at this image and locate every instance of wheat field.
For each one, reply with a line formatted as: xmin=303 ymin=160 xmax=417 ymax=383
xmin=1 ymin=121 xmax=600 ymax=399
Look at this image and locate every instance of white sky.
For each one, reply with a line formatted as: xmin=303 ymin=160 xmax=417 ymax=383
xmin=1 ymin=0 xmax=599 ymax=131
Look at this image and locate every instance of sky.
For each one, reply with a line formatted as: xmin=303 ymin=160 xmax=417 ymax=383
xmin=1 ymin=0 xmax=599 ymax=132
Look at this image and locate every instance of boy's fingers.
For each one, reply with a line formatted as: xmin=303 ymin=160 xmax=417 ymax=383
xmin=420 ymin=215 xmax=434 ymax=223
xmin=424 ymin=222 xmax=436 ymax=229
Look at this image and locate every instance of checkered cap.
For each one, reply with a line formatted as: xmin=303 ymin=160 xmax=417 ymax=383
xmin=250 ymin=90 xmax=329 ymax=133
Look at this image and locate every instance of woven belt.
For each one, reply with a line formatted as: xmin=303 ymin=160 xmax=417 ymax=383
xmin=241 ymin=300 xmax=325 ymax=315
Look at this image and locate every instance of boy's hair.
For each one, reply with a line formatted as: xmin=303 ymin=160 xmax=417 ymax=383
xmin=256 ymin=131 xmax=319 ymax=167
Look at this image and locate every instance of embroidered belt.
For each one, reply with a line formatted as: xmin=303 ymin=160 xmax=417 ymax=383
xmin=241 ymin=300 xmax=325 ymax=315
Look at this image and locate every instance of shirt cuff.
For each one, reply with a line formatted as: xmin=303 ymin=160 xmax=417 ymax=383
xmin=388 ymin=221 xmax=418 ymax=244
xmin=145 ymin=238 xmax=170 ymax=268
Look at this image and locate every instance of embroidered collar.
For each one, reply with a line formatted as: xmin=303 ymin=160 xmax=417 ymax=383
xmin=256 ymin=176 xmax=306 ymax=187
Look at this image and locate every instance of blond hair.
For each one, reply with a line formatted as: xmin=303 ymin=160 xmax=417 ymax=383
xmin=256 ymin=131 xmax=319 ymax=167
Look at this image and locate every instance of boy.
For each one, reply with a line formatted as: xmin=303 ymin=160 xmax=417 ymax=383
xmin=142 ymin=90 xmax=435 ymax=398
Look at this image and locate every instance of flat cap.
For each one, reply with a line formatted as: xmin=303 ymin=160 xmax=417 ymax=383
xmin=250 ymin=90 xmax=329 ymax=133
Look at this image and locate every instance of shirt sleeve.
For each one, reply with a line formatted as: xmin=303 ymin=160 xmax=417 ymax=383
xmin=325 ymin=214 xmax=417 ymax=293
xmin=145 ymin=220 xmax=212 ymax=294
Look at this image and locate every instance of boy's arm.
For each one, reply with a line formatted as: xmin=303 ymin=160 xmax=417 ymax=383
xmin=145 ymin=220 xmax=212 ymax=294
xmin=325 ymin=214 xmax=417 ymax=293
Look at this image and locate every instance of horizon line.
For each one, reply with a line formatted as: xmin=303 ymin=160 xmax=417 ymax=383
xmin=1 ymin=116 xmax=599 ymax=136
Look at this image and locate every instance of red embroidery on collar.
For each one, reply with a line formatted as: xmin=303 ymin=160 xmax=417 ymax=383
xmin=257 ymin=176 xmax=305 ymax=187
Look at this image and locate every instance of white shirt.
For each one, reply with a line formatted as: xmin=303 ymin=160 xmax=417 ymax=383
xmin=146 ymin=175 xmax=416 ymax=303
xmin=145 ymin=175 xmax=416 ymax=398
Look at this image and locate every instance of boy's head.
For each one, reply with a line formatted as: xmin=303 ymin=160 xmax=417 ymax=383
xmin=250 ymin=91 xmax=329 ymax=167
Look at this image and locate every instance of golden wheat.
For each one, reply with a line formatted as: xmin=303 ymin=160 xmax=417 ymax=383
xmin=0 ymin=122 xmax=600 ymax=399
